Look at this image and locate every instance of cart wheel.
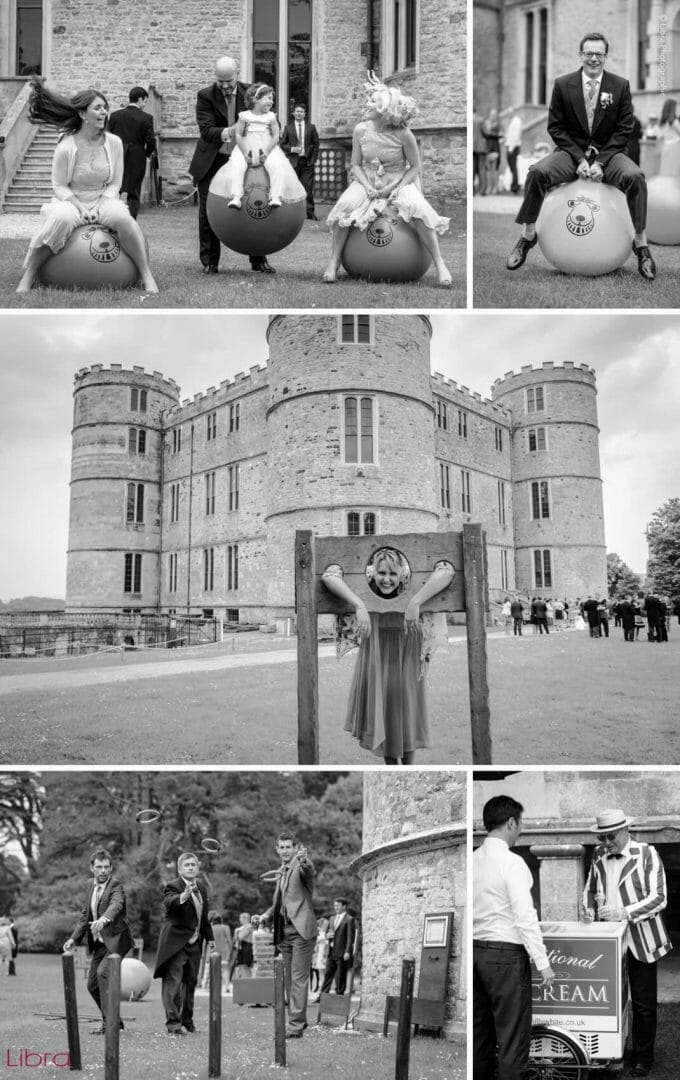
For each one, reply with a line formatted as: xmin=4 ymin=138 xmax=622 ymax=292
xmin=527 ymin=1025 xmax=590 ymax=1079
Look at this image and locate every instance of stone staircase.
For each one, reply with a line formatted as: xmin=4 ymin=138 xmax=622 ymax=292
xmin=3 ymin=125 xmax=59 ymax=212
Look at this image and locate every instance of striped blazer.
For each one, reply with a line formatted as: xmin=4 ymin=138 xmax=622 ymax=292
xmin=583 ymin=840 xmax=672 ymax=963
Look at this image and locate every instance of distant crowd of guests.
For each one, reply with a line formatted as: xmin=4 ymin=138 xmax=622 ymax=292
xmin=501 ymin=593 xmax=676 ymax=640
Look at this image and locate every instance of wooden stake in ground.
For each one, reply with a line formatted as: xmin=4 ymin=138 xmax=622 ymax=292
xmin=395 ymin=958 xmax=415 ymax=1080
xmin=295 ymin=529 xmax=319 ymax=764
xmin=463 ymin=522 xmax=492 ymax=763
xmin=208 ymin=952 xmax=222 ymax=1078
xmin=61 ymin=951 xmax=82 ymax=1071
xmin=274 ymin=955 xmax=287 ymax=1067
xmin=101 ymin=953 xmax=121 ymax=1080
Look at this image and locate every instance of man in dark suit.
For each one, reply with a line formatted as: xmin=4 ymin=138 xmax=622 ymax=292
xmin=153 ymin=852 xmax=214 ymax=1035
xmin=63 ymin=849 xmax=134 ymax=1034
xmin=259 ymin=833 xmax=317 ymax=1038
xmin=107 ymin=87 xmax=156 ymax=220
xmin=507 ymin=32 xmax=655 ymax=280
xmin=188 ymin=56 xmax=274 ymax=275
xmin=321 ymin=897 xmax=355 ymax=995
xmin=280 ymin=104 xmax=319 ymax=220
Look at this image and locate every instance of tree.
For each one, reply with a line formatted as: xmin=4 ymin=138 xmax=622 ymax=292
xmin=606 ymin=552 xmax=641 ymax=600
xmin=646 ymin=498 xmax=680 ymax=600
xmin=0 ymin=773 xmax=44 ymax=876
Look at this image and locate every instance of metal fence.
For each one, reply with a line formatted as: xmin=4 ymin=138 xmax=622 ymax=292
xmin=0 ymin=613 xmax=221 ymax=658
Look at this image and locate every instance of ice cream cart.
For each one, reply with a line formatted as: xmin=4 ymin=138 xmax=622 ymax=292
xmin=528 ymin=921 xmax=630 ymax=1078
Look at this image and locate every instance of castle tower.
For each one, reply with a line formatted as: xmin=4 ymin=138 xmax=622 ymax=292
xmin=66 ymin=365 xmax=180 ymax=612
xmin=491 ymin=362 xmax=607 ymax=600
xmin=264 ymin=314 xmax=439 ymax=614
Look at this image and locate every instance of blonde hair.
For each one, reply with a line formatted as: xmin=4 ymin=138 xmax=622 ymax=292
xmin=363 ymin=71 xmax=417 ymax=128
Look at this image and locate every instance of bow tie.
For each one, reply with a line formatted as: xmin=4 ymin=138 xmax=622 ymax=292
xmin=607 ymin=852 xmax=624 ymax=859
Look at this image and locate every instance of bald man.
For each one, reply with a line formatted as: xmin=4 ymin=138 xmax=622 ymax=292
xmin=189 ymin=57 xmax=275 ymax=275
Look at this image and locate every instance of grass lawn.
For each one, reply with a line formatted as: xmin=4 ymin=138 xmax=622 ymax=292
xmin=2 ymin=954 xmax=463 ymax=1080
xmin=473 ymin=211 xmax=680 ymax=308
xmin=1 ymin=629 xmax=679 ymax=766
xmin=0 ymin=201 xmax=465 ymax=309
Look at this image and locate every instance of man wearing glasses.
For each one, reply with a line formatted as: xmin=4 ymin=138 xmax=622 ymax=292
xmin=507 ymin=32 xmax=655 ymax=280
xmin=582 ymin=808 xmax=672 ymax=1077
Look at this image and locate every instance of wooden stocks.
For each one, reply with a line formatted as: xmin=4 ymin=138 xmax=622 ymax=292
xmin=61 ymin=951 xmax=82 ymax=1071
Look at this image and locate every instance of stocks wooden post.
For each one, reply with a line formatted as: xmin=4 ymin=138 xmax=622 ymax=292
xmin=61 ymin=952 xmax=82 ymax=1071
xmin=463 ymin=522 xmax=492 ymax=763
xmin=274 ymin=955 xmax=287 ymax=1067
xmin=208 ymin=951 xmax=222 ymax=1078
xmin=395 ymin=958 xmax=415 ymax=1080
xmin=102 ymin=953 xmax=121 ymax=1080
xmin=295 ymin=529 xmax=319 ymax=764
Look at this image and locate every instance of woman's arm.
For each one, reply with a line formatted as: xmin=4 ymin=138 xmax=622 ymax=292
xmin=322 ymin=566 xmax=371 ymax=636
xmin=405 ymin=561 xmax=455 ymax=625
xmin=263 ymin=115 xmax=280 ymax=156
xmin=384 ymin=128 xmax=420 ymax=196
xmin=102 ymin=133 xmax=124 ymax=199
xmin=349 ymin=123 xmax=379 ymax=197
xmin=51 ymin=140 xmax=87 ymax=212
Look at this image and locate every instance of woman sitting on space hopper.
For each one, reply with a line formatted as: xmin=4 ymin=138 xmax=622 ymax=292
xmin=323 ymin=72 xmax=451 ymax=286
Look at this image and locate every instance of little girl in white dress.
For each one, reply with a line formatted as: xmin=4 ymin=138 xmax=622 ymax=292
xmin=214 ymin=83 xmax=305 ymax=208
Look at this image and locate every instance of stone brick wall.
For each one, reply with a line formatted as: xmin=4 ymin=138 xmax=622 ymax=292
xmin=355 ymin=772 xmax=466 ymax=1041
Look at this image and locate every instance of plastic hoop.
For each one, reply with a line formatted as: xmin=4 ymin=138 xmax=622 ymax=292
xmin=200 ymin=837 xmax=222 ymax=854
xmin=135 ymin=809 xmax=161 ymax=824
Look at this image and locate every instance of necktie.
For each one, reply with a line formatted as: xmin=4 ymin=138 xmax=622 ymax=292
xmin=586 ymin=80 xmax=597 ymax=131
xmin=188 ymin=886 xmax=202 ymax=944
xmin=91 ymin=886 xmax=103 ymax=941
xmin=297 ymin=123 xmax=304 ymax=154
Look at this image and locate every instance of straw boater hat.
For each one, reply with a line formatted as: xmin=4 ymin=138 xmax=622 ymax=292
xmin=589 ymin=808 xmax=632 ymax=834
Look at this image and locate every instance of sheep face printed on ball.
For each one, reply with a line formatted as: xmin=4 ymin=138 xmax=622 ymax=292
xmin=341 ymin=207 xmax=431 ymax=282
xmin=37 ymin=226 xmax=141 ymax=290
xmin=207 ymin=164 xmax=305 ymax=256
xmin=536 ymin=180 xmax=635 ymax=276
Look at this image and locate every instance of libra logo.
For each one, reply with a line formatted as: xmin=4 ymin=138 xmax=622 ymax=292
xmin=81 ymin=227 xmax=121 ymax=263
xmin=245 ymin=186 xmax=272 ymax=221
xmin=565 ymin=195 xmax=600 ymax=236
xmin=366 ymin=217 xmax=395 ymax=248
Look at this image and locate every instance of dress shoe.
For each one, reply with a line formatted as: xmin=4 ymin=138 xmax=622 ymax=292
xmin=202 ymin=265 xmax=218 ymax=275
xmin=632 ymin=1065 xmax=651 ymax=1077
xmin=90 ymin=1025 xmax=106 ymax=1035
xmin=286 ymin=1028 xmax=304 ymax=1038
xmin=183 ymin=1024 xmax=198 ymax=1033
xmin=506 ymin=234 xmax=537 ymax=270
xmin=307 ymin=213 xmax=319 ymax=221
xmin=633 ymin=242 xmax=656 ymax=281
xmin=251 ymin=258 xmax=276 ymax=274
xmin=167 ymin=1027 xmax=187 ymax=1036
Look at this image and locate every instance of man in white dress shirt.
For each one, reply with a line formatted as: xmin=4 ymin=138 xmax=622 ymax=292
xmin=473 ymin=795 xmax=555 ymax=1080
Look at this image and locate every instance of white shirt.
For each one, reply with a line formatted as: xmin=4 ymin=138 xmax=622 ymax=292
xmin=473 ymin=836 xmax=549 ymax=969
xmin=505 ymin=115 xmax=522 ymax=151
xmin=581 ymin=71 xmax=603 ymax=101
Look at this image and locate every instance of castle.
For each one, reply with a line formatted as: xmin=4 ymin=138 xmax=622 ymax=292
xmin=65 ymin=313 xmax=607 ymax=620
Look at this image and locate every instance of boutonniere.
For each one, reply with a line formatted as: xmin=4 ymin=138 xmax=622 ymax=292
xmin=600 ymin=92 xmax=613 ymax=109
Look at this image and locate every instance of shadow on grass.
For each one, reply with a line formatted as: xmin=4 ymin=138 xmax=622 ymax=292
xmin=1 ymin=202 xmax=466 ymax=309
xmin=473 ymin=211 xmax=679 ymax=309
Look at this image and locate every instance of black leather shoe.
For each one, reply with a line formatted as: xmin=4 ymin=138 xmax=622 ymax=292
xmin=286 ymin=1028 xmax=303 ymax=1039
xmin=506 ymin=234 xmax=538 ymax=270
xmin=632 ymin=1065 xmax=651 ymax=1077
xmin=251 ymin=258 xmax=276 ymax=274
xmin=633 ymin=242 xmax=656 ymax=281
xmin=307 ymin=213 xmax=319 ymax=221
xmin=202 ymin=265 xmax=218 ymax=275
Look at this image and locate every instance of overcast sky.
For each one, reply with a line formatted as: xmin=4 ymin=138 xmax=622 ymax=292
xmin=0 ymin=311 xmax=678 ymax=599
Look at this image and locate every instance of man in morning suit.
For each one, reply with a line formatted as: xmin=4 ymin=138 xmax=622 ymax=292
xmin=153 ymin=852 xmax=214 ymax=1036
xmin=188 ymin=56 xmax=275 ymax=275
xmin=63 ymin=848 xmax=134 ymax=1034
xmin=107 ymin=87 xmax=157 ymax=219
xmin=280 ymin=104 xmax=320 ymax=220
xmin=507 ymin=32 xmax=655 ymax=281
xmin=321 ymin=897 xmax=355 ymax=994
xmin=259 ymin=832 xmax=317 ymax=1038
xmin=583 ymin=808 xmax=672 ymax=1077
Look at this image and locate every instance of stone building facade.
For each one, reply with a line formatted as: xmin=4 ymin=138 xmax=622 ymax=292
xmin=65 ymin=313 xmax=608 ymax=619
xmin=352 ymin=771 xmax=466 ymax=1041
xmin=0 ymin=0 xmax=465 ymax=197
xmin=474 ymin=0 xmax=680 ymax=135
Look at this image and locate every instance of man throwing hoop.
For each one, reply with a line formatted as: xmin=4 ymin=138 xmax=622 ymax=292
xmin=507 ymin=32 xmax=655 ymax=281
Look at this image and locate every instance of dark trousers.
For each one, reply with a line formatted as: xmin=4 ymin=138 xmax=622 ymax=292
xmin=516 ymin=149 xmax=647 ymax=232
xmin=535 ymin=617 xmax=549 ymax=634
xmin=599 ymin=616 xmax=609 ymax=638
xmin=589 ymin=622 xmax=601 ymax=638
xmin=87 ymin=943 xmax=111 ymax=1021
xmin=196 ymin=157 xmax=262 ymax=270
xmin=293 ymin=158 xmax=316 ymax=217
xmin=506 ymin=147 xmax=520 ymax=192
xmin=473 ymin=941 xmax=532 ymax=1080
xmin=513 ymin=617 xmax=523 ymax=636
xmin=628 ymin=952 xmax=657 ymax=1068
xmin=161 ymin=940 xmax=202 ymax=1032
xmin=321 ymin=952 xmax=350 ymax=995
xmin=122 ymin=178 xmax=143 ymax=220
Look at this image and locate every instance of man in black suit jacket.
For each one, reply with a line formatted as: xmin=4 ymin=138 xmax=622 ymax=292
xmin=63 ymin=849 xmax=134 ymax=1034
xmin=321 ymin=897 xmax=355 ymax=995
xmin=507 ymin=32 xmax=655 ymax=280
xmin=280 ymin=105 xmax=320 ymax=220
xmin=153 ymin=852 xmax=214 ymax=1036
xmin=108 ymin=87 xmax=156 ymax=219
xmin=188 ymin=56 xmax=274 ymax=274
